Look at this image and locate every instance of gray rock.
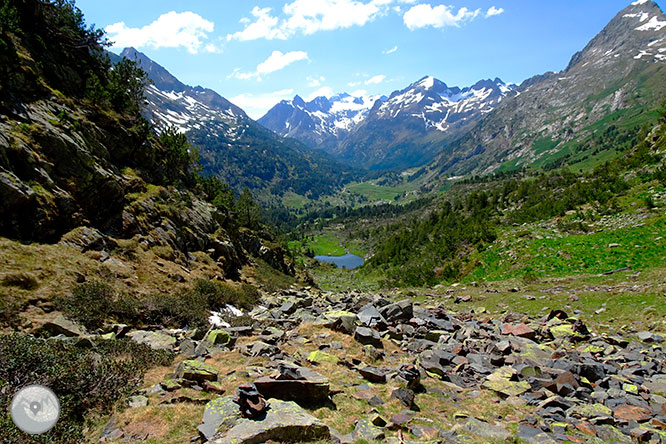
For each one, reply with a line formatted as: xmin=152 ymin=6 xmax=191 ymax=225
xmin=391 ymin=388 xmax=417 ymax=410
xmin=254 ymin=366 xmax=330 ymax=405
xmin=357 ymin=304 xmax=387 ymax=328
xmin=353 ymin=418 xmax=385 ymax=441
xmin=41 ymin=314 xmax=86 ymax=337
xmin=362 ymin=344 xmax=384 ymax=361
xmin=208 ymin=397 xmax=330 ymax=444
xmin=354 ymin=326 xmax=382 ymax=348
xmin=379 ymin=299 xmax=413 ymax=323
xmin=127 ymin=330 xmax=176 ymax=350
xmin=358 ymin=366 xmax=387 ymax=383
xmin=461 ymin=417 xmax=511 ymax=441
xmin=128 ymin=395 xmax=148 ymax=408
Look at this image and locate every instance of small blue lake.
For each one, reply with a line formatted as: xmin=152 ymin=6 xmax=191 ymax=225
xmin=315 ymin=254 xmax=364 ymax=270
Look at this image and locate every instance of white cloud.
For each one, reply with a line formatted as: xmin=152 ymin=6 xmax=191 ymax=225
xmin=365 ymin=74 xmax=386 ymax=85
xmin=306 ymin=86 xmax=335 ymax=101
xmin=307 ymin=76 xmax=326 ymax=87
xmin=228 ymin=0 xmax=394 ymax=41
xmin=258 ymin=50 xmax=309 ymax=74
xmin=348 ymin=81 xmax=362 ymax=87
xmin=382 ymin=45 xmax=398 ymax=54
xmin=403 ymin=4 xmax=480 ymax=30
xmin=227 ymin=7 xmax=287 ymax=41
xmin=230 ymin=50 xmax=309 ymax=80
xmin=486 ymin=6 xmax=504 ymax=18
xmin=230 ymin=89 xmax=295 ymax=119
xmin=106 ymin=11 xmax=215 ymax=54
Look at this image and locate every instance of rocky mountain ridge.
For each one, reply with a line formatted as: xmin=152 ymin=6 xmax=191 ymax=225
xmin=420 ymin=0 xmax=666 ymax=179
xmin=259 ymin=76 xmax=514 ymax=170
xmin=258 ymin=92 xmax=386 ymax=150
xmin=122 ymin=48 xmax=357 ymax=198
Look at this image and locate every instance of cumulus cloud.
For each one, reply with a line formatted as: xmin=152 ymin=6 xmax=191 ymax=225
xmin=106 ymin=11 xmax=217 ymax=54
xmin=227 ymin=7 xmax=287 ymax=41
xmin=403 ymin=4 xmax=480 ymax=30
xmin=228 ymin=0 xmax=394 ymax=41
xmin=365 ymin=74 xmax=386 ymax=85
xmin=486 ymin=6 xmax=504 ymax=18
xmin=230 ymin=50 xmax=309 ymax=80
xmin=382 ymin=45 xmax=398 ymax=54
xmin=230 ymin=89 xmax=295 ymax=119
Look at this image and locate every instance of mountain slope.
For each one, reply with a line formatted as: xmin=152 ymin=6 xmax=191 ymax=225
xmin=122 ymin=48 xmax=358 ymax=199
xmin=333 ymin=76 xmax=514 ymax=170
xmin=422 ymin=0 xmax=666 ymax=179
xmin=258 ymin=93 xmax=385 ymax=151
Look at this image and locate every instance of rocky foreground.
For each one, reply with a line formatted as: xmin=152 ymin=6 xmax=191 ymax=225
xmin=50 ymin=288 xmax=666 ymax=443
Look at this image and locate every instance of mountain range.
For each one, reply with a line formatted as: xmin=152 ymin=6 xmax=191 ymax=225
xmin=258 ymin=0 xmax=666 ymax=175
xmin=120 ymin=48 xmax=357 ymax=200
xmin=124 ymin=0 xmax=666 ymax=192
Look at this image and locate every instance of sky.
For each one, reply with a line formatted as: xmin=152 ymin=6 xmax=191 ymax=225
xmin=75 ymin=0 xmax=664 ymax=119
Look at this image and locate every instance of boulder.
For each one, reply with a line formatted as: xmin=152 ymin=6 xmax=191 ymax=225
xmin=502 ymin=323 xmax=536 ymax=339
xmin=358 ymin=366 xmax=387 ymax=383
xmin=307 ymin=350 xmax=339 ymax=365
xmin=379 ymin=299 xmax=413 ymax=323
xmin=176 ymin=360 xmax=218 ymax=383
xmin=354 ymin=327 xmax=383 ymax=348
xmin=461 ymin=417 xmax=511 ymax=441
xmin=253 ymin=366 xmax=330 ymax=405
xmin=127 ymin=330 xmax=176 ymax=350
xmin=353 ymin=418 xmax=385 ymax=441
xmin=59 ymin=226 xmax=115 ymax=252
xmin=41 ymin=314 xmax=86 ymax=337
xmin=207 ymin=397 xmax=330 ymax=444
xmin=357 ymin=304 xmax=387 ymax=329
xmin=207 ymin=330 xmax=233 ymax=346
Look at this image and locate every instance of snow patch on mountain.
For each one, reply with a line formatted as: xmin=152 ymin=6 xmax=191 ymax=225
xmin=374 ymin=76 xmax=515 ymax=132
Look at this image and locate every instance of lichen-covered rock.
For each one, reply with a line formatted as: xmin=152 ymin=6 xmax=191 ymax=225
xmin=353 ymin=418 xmax=385 ymax=441
xmin=307 ymin=350 xmax=339 ymax=364
xmin=207 ymin=330 xmax=233 ymax=347
xmin=176 ymin=360 xmax=218 ymax=383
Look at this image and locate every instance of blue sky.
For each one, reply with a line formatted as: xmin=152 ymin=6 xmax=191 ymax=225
xmin=75 ymin=0 xmax=663 ymax=118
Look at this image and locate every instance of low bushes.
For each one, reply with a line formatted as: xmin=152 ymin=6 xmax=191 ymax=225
xmin=56 ymin=279 xmax=261 ymax=330
xmin=0 ymin=334 xmax=173 ymax=443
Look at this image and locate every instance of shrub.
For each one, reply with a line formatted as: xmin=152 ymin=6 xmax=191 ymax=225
xmin=54 ymin=281 xmax=114 ymax=330
xmin=0 ymin=294 xmax=22 ymax=329
xmin=0 ymin=334 xmax=173 ymax=443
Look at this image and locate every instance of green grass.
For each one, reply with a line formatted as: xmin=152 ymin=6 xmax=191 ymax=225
xmin=466 ymin=215 xmax=666 ymax=283
xmin=281 ymin=192 xmax=310 ymax=210
xmin=346 ymin=181 xmax=407 ymax=201
xmin=291 ymin=234 xmax=347 ymax=257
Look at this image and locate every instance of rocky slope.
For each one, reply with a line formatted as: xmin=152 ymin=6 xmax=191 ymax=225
xmin=258 ymin=93 xmax=386 ymax=151
xmin=423 ymin=0 xmax=666 ymax=179
xmin=122 ymin=48 xmax=358 ymax=198
xmin=64 ymin=284 xmax=666 ymax=443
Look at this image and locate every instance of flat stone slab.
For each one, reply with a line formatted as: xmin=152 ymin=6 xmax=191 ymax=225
xmin=254 ymin=367 xmax=330 ymax=404
xmin=208 ymin=397 xmax=330 ymax=444
xmin=462 ymin=417 xmax=511 ymax=441
xmin=127 ymin=330 xmax=176 ymax=350
xmin=176 ymin=360 xmax=218 ymax=383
